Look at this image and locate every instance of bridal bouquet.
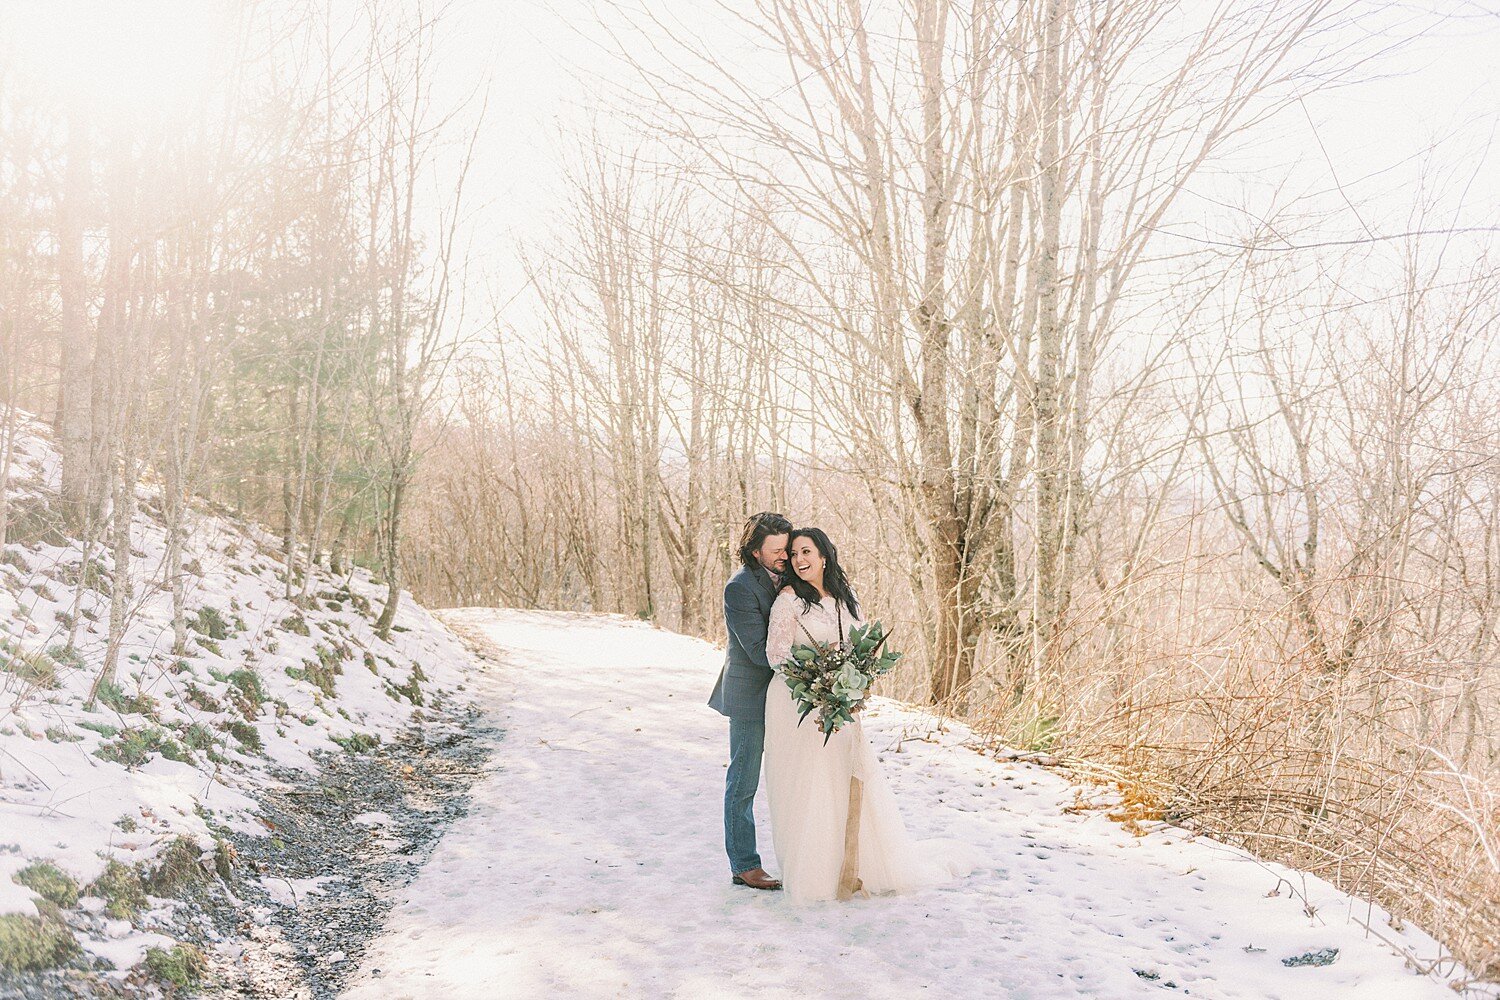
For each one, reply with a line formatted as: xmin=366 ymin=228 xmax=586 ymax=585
xmin=780 ymin=621 xmax=902 ymax=744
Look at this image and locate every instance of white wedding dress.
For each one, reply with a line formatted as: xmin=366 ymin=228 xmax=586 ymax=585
xmin=763 ymin=589 xmax=977 ymax=902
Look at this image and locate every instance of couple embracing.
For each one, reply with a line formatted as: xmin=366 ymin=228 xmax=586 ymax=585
xmin=708 ymin=512 xmax=977 ymax=903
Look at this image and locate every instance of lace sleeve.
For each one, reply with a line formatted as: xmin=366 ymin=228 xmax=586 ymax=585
xmin=766 ymin=591 xmax=798 ymax=674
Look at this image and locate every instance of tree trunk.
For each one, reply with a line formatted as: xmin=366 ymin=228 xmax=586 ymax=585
xmin=1029 ymin=0 xmax=1069 ymax=689
xmin=58 ymin=114 xmax=95 ymax=533
xmin=94 ymin=451 xmax=138 ymax=699
xmin=376 ymin=473 xmax=406 ymax=638
xmin=330 ymin=506 xmax=352 ymax=577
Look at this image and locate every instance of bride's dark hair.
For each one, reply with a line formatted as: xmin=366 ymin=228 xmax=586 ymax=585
xmin=783 ymin=527 xmax=860 ymax=618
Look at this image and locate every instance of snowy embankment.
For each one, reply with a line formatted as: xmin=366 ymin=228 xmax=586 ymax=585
xmin=347 ymin=609 xmax=1486 ymax=1000
xmin=0 ymin=414 xmax=475 ymax=985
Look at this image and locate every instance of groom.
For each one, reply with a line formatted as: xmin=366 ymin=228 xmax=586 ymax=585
xmin=707 ymin=511 xmax=793 ymax=891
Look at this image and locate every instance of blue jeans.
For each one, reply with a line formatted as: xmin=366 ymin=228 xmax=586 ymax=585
xmin=724 ymin=715 xmax=765 ymax=875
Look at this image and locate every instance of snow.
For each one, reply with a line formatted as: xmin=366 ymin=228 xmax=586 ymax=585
xmin=260 ymin=874 xmax=340 ymax=909
xmin=344 ymin=608 xmax=1486 ymax=1000
xmin=6 ymin=405 xmax=1489 ymax=997
xmin=0 ymin=412 xmax=475 ymax=971
xmin=81 ymin=926 xmax=178 ymax=980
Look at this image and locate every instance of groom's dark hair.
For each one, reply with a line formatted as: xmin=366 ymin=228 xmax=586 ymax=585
xmin=737 ymin=512 xmax=793 ymax=568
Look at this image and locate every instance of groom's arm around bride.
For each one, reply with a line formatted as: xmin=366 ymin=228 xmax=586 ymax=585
xmin=708 ymin=570 xmax=775 ymax=716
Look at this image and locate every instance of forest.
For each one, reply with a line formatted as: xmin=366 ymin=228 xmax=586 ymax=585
xmin=2 ymin=0 xmax=1496 ymax=982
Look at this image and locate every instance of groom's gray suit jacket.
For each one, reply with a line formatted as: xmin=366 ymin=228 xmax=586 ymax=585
xmin=707 ymin=563 xmax=779 ymax=722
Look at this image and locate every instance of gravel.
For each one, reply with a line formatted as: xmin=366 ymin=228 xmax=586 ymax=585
xmin=200 ymin=706 xmax=501 ymax=999
xmin=0 ymin=700 xmax=500 ymax=999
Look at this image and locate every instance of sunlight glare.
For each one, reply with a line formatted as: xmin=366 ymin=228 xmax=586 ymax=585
xmin=7 ymin=1 xmax=228 ymax=125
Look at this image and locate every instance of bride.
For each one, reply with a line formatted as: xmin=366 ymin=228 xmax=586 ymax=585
xmin=763 ymin=527 xmax=976 ymax=902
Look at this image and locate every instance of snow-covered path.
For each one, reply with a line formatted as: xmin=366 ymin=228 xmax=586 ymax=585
xmin=342 ymin=609 xmax=1462 ymax=1000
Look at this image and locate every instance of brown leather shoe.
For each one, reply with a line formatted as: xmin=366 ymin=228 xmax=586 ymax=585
xmin=732 ymin=867 xmax=783 ymax=890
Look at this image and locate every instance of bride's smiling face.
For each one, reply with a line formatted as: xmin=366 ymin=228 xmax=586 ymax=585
xmin=789 ymin=536 xmax=826 ymax=585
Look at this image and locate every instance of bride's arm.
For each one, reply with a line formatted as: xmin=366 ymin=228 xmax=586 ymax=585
xmin=765 ymin=590 xmax=798 ymax=673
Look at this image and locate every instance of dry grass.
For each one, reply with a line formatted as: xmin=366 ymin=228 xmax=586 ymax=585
xmin=963 ymin=622 xmax=1500 ymax=988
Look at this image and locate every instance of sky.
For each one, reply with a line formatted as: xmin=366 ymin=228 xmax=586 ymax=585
xmin=447 ymin=4 xmax=1500 ymax=230
xmin=3 ymin=0 xmax=1498 ymax=340
xmin=440 ymin=0 xmax=1500 ymax=334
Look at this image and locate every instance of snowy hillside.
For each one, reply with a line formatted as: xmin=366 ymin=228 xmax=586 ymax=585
xmin=346 ymin=609 xmax=1490 ymax=1000
xmin=0 ymin=414 xmax=476 ymax=989
xmin=4 ymin=404 xmax=1491 ymax=998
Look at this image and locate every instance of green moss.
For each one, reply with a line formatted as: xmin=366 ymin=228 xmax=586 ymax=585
xmin=47 ymin=644 xmax=86 ymax=670
xmin=175 ymin=723 xmax=219 ymax=754
xmin=14 ymin=862 xmax=80 ymax=907
xmin=0 ymin=913 xmax=80 ymax=972
xmin=293 ymin=644 xmax=344 ymax=697
xmin=280 ymin=614 xmax=310 ymax=636
xmin=223 ymin=720 xmax=262 ymax=752
xmin=391 ymin=671 xmax=423 ymax=707
xmin=80 ymin=560 xmax=112 ymax=595
xmin=225 ymin=669 xmax=265 ymax=718
xmin=32 ymin=899 xmax=65 ymax=925
xmin=78 ymin=720 xmax=118 ymax=739
xmin=87 ymin=860 xmax=145 ymax=921
xmin=184 ymin=682 xmax=223 ymax=714
xmin=189 ymin=606 xmax=232 ymax=640
xmin=0 ymin=639 xmax=59 ymax=689
xmin=94 ymin=727 xmax=187 ymax=769
xmin=44 ymin=725 xmax=83 ymax=743
xmin=94 ymin=730 xmax=149 ymax=768
xmin=330 ymin=732 xmax=379 ymax=754
xmin=1012 ymin=711 xmax=1060 ymax=752
xmin=95 ymin=679 xmax=156 ymax=716
xmin=5 ymin=496 xmax=67 ymax=548
xmin=144 ymin=942 xmax=207 ymax=987
xmin=212 ymin=839 xmax=238 ymax=881
xmin=143 ymin=837 xmax=205 ymax=897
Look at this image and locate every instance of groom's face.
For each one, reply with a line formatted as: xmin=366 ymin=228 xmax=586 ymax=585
xmin=754 ymin=534 xmax=789 ymax=576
